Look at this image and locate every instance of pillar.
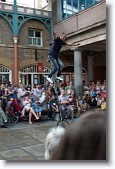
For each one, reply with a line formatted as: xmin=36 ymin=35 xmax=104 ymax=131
xmin=13 ymin=36 xmax=18 ymax=86
xmin=87 ymin=54 xmax=94 ymax=81
xmin=74 ymin=48 xmax=83 ymax=96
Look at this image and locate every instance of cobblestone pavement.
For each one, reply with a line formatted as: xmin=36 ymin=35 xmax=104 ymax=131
xmin=0 ymin=119 xmax=58 ymax=161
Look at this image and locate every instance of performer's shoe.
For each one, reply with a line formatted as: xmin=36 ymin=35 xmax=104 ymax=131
xmin=56 ymin=76 xmax=63 ymax=81
xmin=46 ymin=76 xmax=53 ymax=84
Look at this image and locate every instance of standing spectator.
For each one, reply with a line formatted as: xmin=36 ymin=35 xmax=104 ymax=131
xmin=17 ymin=83 xmax=26 ymax=100
xmin=0 ymin=105 xmax=8 ymax=128
xmin=17 ymin=83 xmax=26 ymax=107
xmin=0 ymin=84 xmax=6 ymax=111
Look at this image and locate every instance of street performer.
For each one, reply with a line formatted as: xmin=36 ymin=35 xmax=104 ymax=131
xmin=46 ymin=32 xmax=79 ymax=84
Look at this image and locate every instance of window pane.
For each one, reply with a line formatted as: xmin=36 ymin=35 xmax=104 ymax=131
xmin=94 ymin=0 xmax=101 ymax=4
xmin=36 ymin=38 xmax=41 ymax=46
xmin=67 ymin=0 xmax=72 ymax=10
xmin=73 ymin=0 xmax=78 ymax=13
xmin=79 ymin=0 xmax=85 ymax=11
xmin=28 ymin=30 xmax=34 ymax=37
xmin=86 ymin=0 xmax=94 ymax=8
xmin=28 ymin=38 xmax=32 ymax=45
xmin=33 ymin=38 xmax=36 ymax=45
xmin=35 ymin=31 xmax=41 ymax=37
xmin=67 ymin=0 xmax=72 ymax=6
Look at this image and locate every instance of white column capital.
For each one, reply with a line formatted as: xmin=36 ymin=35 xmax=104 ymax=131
xmin=71 ymin=47 xmax=82 ymax=52
xmin=13 ymin=36 xmax=18 ymax=44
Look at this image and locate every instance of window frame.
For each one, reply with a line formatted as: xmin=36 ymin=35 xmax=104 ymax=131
xmin=28 ymin=29 xmax=43 ymax=47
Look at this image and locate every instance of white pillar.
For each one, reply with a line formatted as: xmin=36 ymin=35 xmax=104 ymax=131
xmin=87 ymin=55 xmax=94 ymax=81
xmin=74 ymin=48 xmax=83 ymax=96
xmin=57 ymin=0 xmax=62 ymax=22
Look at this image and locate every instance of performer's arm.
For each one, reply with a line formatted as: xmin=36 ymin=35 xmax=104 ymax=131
xmin=52 ymin=32 xmax=57 ymax=40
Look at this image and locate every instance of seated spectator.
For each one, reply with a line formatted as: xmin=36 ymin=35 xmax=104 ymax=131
xmin=81 ymin=95 xmax=88 ymax=111
xmin=86 ymin=94 xmax=97 ymax=108
xmin=91 ymin=87 xmax=96 ymax=98
xmin=95 ymin=80 xmax=101 ymax=95
xmin=45 ymin=126 xmax=65 ymax=160
xmin=96 ymin=94 xmax=102 ymax=107
xmin=45 ymin=86 xmax=55 ymax=103
xmin=58 ymin=89 xmax=71 ymax=118
xmin=37 ymin=88 xmax=50 ymax=111
xmin=101 ymin=90 xmax=106 ymax=99
xmin=50 ymin=110 xmax=106 ymax=160
xmin=68 ymin=94 xmax=78 ymax=118
xmin=42 ymin=81 xmax=50 ymax=91
xmin=31 ymin=101 xmax=42 ymax=119
xmin=49 ymin=94 xmax=59 ymax=120
xmin=101 ymin=80 xmax=106 ymax=93
xmin=26 ymin=85 xmax=32 ymax=94
xmin=100 ymin=98 xmax=106 ymax=110
xmin=65 ymin=81 xmax=75 ymax=95
xmin=76 ymin=96 xmax=82 ymax=112
xmin=83 ymin=80 xmax=89 ymax=95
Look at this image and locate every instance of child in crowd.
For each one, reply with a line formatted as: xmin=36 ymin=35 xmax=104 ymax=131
xmin=21 ymin=95 xmax=39 ymax=124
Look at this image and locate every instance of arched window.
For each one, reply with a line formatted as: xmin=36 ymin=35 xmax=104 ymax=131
xmin=0 ymin=64 xmax=12 ymax=83
xmin=19 ymin=64 xmax=51 ymax=86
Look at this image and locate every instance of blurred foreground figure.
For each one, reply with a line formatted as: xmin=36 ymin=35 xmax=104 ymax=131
xmin=45 ymin=126 xmax=65 ymax=160
xmin=49 ymin=110 xmax=106 ymax=160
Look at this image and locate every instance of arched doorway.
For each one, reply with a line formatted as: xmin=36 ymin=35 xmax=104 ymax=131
xmin=19 ymin=64 xmax=50 ymax=87
xmin=62 ymin=65 xmax=87 ymax=86
xmin=0 ymin=65 xmax=12 ymax=83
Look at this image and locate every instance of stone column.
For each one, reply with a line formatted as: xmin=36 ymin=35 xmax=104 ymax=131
xmin=13 ymin=36 xmax=18 ymax=86
xmin=74 ymin=48 xmax=83 ymax=96
xmin=87 ymin=54 xmax=94 ymax=81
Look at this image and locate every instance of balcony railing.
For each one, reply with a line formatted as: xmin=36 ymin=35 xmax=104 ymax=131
xmin=0 ymin=1 xmax=51 ymax=18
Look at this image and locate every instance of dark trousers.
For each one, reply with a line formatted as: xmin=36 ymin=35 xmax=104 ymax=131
xmin=48 ymin=55 xmax=64 ymax=77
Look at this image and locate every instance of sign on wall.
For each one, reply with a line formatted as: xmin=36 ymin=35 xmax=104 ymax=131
xmin=37 ymin=63 xmax=43 ymax=72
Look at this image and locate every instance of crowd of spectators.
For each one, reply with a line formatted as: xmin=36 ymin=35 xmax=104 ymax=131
xmin=0 ymin=79 xmax=106 ymax=128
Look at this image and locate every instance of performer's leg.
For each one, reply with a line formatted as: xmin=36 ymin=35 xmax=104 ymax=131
xmin=46 ymin=55 xmax=58 ymax=83
xmin=56 ymin=58 xmax=64 ymax=81
xmin=49 ymin=56 xmax=58 ymax=77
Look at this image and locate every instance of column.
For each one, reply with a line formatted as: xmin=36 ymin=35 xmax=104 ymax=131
xmin=13 ymin=36 xmax=18 ymax=86
xmin=74 ymin=48 xmax=83 ymax=96
xmin=87 ymin=55 xmax=94 ymax=81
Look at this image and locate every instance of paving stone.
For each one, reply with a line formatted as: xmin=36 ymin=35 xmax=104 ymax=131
xmin=0 ymin=149 xmax=30 ymax=159
xmin=22 ymin=144 xmax=45 ymax=157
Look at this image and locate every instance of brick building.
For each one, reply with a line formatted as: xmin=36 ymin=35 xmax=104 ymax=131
xmin=0 ymin=0 xmax=106 ymax=95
